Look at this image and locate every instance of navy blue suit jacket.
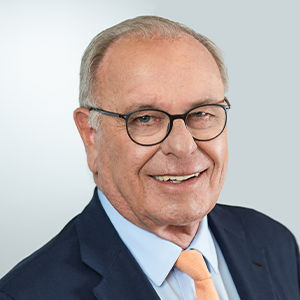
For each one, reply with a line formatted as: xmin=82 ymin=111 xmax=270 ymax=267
xmin=1 ymin=189 xmax=299 ymax=299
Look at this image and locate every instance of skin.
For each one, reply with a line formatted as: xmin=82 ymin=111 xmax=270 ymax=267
xmin=74 ymin=34 xmax=228 ymax=249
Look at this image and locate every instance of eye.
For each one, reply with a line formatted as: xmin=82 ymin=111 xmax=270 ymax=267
xmin=190 ymin=111 xmax=211 ymax=119
xmin=128 ymin=110 xmax=168 ymax=129
xmin=137 ymin=115 xmax=152 ymax=123
xmin=129 ymin=111 xmax=165 ymax=125
xmin=129 ymin=113 xmax=158 ymax=127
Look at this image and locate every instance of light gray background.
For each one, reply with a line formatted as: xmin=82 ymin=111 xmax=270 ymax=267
xmin=1 ymin=0 xmax=299 ymax=277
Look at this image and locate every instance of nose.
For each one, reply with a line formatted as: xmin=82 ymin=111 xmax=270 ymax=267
xmin=160 ymin=119 xmax=197 ymax=157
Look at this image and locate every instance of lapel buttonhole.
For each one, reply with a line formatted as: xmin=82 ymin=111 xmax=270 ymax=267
xmin=252 ymin=261 xmax=263 ymax=268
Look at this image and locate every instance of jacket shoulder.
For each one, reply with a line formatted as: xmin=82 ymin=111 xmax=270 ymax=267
xmin=0 ymin=216 xmax=99 ymax=300
xmin=213 ymin=203 xmax=298 ymax=250
xmin=215 ymin=203 xmax=295 ymax=235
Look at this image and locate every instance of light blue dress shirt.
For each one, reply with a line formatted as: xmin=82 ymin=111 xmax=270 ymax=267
xmin=98 ymin=189 xmax=240 ymax=300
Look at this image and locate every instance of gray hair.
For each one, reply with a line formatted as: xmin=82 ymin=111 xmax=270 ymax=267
xmin=79 ymin=16 xmax=228 ymax=128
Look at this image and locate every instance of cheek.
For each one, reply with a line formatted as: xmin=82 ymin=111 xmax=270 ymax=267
xmin=214 ymin=137 xmax=228 ymax=167
xmin=197 ymin=133 xmax=228 ymax=188
xmin=96 ymin=126 xmax=158 ymax=187
xmin=201 ymin=132 xmax=228 ymax=166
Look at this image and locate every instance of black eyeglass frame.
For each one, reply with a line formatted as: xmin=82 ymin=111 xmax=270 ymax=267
xmin=89 ymin=97 xmax=231 ymax=146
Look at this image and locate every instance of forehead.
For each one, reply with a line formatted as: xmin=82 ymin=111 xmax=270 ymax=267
xmin=95 ymin=34 xmax=224 ymax=111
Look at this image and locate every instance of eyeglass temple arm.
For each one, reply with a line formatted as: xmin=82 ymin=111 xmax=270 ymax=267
xmin=224 ymin=97 xmax=231 ymax=110
xmin=89 ymin=107 xmax=128 ymax=119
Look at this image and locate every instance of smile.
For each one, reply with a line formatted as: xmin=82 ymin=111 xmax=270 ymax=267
xmin=152 ymin=172 xmax=200 ymax=184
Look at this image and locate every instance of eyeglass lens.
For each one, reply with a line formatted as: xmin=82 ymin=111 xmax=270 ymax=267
xmin=126 ymin=105 xmax=226 ymax=145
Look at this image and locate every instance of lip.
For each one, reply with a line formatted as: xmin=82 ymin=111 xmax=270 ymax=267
xmin=150 ymin=168 xmax=208 ymax=177
xmin=152 ymin=172 xmax=199 ymax=177
xmin=149 ymin=169 xmax=208 ymax=189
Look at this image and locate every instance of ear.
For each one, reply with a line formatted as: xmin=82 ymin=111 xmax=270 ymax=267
xmin=73 ymin=108 xmax=98 ymax=174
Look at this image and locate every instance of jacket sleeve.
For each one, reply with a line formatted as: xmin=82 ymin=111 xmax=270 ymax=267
xmin=0 ymin=291 xmax=15 ymax=300
xmin=295 ymin=236 xmax=300 ymax=294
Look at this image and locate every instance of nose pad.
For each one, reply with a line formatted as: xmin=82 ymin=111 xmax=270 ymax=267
xmin=160 ymin=119 xmax=197 ymax=157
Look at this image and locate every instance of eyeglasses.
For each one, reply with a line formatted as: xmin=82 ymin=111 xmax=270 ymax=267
xmin=89 ymin=98 xmax=231 ymax=146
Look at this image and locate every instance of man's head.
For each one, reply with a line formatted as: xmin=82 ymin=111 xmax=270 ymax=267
xmin=74 ymin=16 xmax=229 ymax=243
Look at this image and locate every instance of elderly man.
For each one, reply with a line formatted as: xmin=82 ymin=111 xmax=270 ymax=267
xmin=0 ymin=16 xmax=299 ymax=300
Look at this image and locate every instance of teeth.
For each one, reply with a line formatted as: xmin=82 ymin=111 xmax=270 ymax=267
xmin=154 ymin=172 xmax=200 ymax=183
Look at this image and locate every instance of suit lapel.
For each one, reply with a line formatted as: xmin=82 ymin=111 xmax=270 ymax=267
xmin=208 ymin=205 xmax=276 ymax=300
xmin=93 ymin=249 xmax=160 ymax=300
xmin=75 ymin=189 xmax=160 ymax=300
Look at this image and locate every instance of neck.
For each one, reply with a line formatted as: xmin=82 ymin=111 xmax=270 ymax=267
xmin=114 ymin=202 xmax=201 ymax=249
xmin=146 ymin=222 xmax=200 ymax=249
xmin=98 ymin=187 xmax=202 ymax=249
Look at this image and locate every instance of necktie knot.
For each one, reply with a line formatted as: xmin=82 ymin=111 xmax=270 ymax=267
xmin=174 ymin=249 xmax=220 ymax=300
xmin=175 ymin=249 xmax=211 ymax=281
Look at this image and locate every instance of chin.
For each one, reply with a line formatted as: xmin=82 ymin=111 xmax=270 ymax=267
xmin=167 ymin=214 xmax=203 ymax=226
xmin=150 ymin=204 xmax=212 ymax=227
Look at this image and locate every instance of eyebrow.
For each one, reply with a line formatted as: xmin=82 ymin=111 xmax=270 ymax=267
xmin=191 ymin=98 xmax=225 ymax=107
xmin=125 ymin=103 xmax=158 ymax=111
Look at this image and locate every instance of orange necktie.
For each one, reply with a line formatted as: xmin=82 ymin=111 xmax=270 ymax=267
xmin=174 ymin=249 xmax=220 ymax=300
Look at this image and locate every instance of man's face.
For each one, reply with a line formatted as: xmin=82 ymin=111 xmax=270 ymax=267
xmin=88 ymin=35 xmax=227 ymax=231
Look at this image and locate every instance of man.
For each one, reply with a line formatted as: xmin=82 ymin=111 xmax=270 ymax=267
xmin=0 ymin=16 xmax=299 ymax=300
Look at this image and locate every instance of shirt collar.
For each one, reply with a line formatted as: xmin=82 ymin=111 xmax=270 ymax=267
xmin=97 ymin=189 xmax=219 ymax=286
xmin=188 ymin=215 xmax=219 ymax=274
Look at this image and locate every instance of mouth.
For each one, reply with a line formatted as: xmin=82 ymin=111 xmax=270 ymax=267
xmin=151 ymin=172 xmax=201 ymax=184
